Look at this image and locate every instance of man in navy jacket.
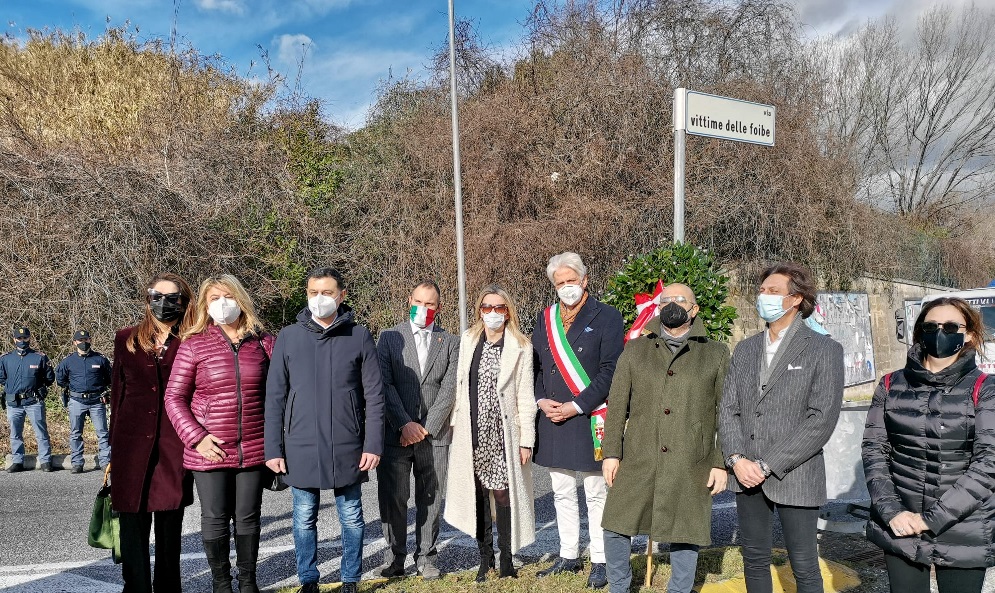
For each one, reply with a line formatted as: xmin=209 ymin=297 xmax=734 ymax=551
xmin=265 ymin=267 xmax=385 ymax=593
xmin=532 ymin=252 xmax=624 ymax=589
xmin=55 ymin=329 xmax=112 ymax=473
xmin=0 ymin=327 xmax=55 ymax=473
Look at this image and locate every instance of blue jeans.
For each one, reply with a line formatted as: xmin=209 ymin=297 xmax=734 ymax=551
xmin=68 ymin=398 xmax=111 ymax=467
xmin=604 ymin=530 xmax=699 ymax=593
xmin=6 ymin=400 xmax=50 ymax=464
xmin=292 ymin=483 xmax=365 ymax=584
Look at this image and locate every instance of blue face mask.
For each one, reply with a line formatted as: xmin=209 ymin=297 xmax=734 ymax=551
xmin=756 ymin=293 xmax=789 ymax=323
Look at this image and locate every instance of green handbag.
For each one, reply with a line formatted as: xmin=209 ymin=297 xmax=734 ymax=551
xmin=87 ymin=464 xmax=122 ymax=564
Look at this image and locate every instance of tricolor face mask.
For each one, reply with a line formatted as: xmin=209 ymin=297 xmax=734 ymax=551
xmin=410 ymin=305 xmax=437 ymax=329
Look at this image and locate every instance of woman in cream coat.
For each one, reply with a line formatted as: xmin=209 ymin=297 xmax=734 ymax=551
xmin=445 ymin=284 xmax=536 ymax=582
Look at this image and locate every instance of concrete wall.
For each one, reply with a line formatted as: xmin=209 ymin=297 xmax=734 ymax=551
xmin=724 ymin=274 xmax=952 ymax=400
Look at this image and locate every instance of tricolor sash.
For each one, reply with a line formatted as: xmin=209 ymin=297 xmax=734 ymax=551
xmin=544 ymin=303 xmax=608 ymax=461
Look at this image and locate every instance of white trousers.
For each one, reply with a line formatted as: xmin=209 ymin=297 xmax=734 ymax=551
xmin=548 ymin=467 xmax=608 ymax=563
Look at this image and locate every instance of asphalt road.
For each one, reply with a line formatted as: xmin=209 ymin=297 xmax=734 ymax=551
xmin=0 ymin=463 xmax=744 ymax=592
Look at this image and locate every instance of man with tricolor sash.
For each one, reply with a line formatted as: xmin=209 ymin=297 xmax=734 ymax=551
xmin=532 ymin=252 xmax=624 ymax=589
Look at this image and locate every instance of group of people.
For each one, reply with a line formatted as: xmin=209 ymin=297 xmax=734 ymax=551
xmin=1 ymin=327 xmax=112 ymax=474
xmin=1 ymin=251 xmax=992 ymax=593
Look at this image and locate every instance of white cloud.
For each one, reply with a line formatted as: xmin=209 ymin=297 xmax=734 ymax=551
xmin=275 ymin=33 xmax=315 ymax=67
xmin=195 ymin=0 xmax=246 ymax=15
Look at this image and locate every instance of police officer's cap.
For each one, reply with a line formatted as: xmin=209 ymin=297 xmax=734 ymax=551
xmin=73 ymin=329 xmax=91 ymax=341
xmin=11 ymin=327 xmax=29 ymax=339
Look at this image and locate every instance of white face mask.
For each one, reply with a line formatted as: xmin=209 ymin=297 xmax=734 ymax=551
xmin=308 ymin=294 xmax=338 ymax=319
xmin=482 ymin=312 xmax=506 ymax=331
xmin=208 ymin=297 xmax=242 ymax=325
xmin=557 ymin=284 xmax=584 ymax=306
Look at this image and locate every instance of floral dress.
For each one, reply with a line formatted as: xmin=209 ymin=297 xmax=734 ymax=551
xmin=472 ymin=339 xmax=508 ymax=490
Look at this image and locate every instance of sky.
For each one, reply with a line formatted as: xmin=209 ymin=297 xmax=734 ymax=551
xmin=4 ymin=0 xmax=992 ymax=129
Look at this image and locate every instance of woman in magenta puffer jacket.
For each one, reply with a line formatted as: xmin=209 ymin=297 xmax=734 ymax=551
xmin=165 ymin=274 xmax=274 ymax=593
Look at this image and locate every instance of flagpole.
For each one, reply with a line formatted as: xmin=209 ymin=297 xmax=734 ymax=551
xmin=448 ymin=0 xmax=469 ymax=332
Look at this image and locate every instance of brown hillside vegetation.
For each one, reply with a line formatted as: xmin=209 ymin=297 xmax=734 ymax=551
xmin=0 ymin=1 xmax=992 ymax=358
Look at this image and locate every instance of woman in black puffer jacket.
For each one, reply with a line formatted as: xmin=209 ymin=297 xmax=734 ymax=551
xmin=862 ymin=296 xmax=995 ymax=593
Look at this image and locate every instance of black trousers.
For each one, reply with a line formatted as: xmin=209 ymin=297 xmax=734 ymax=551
xmin=192 ymin=466 xmax=265 ymax=540
xmin=377 ymin=441 xmax=449 ymax=564
xmin=118 ymin=508 xmax=185 ymax=593
xmin=736 ymin=489 xmax=822 ymax=593
xmin=884 ymin=551 xmax=986 ymax=593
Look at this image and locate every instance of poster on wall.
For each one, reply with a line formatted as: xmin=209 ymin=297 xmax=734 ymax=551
xmin=815 ymin=292 xmax=875 ymax=387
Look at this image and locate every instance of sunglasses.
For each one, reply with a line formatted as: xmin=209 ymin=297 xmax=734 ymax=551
xmin=660 ymin=296 xmax=693 ymax=305
xmin=148 ymin=289 xmax=183 ymax=305
xmin=921 ymin=321 xmax=966 ymax=335
xmin=480 ymin=304 xmax=509 ymax=314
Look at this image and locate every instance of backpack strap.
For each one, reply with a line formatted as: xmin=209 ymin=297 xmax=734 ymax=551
xmin=883 ymin=371 xmax=898 ymax=391
xmin=973 ymin=373 xmax=988 ymax=407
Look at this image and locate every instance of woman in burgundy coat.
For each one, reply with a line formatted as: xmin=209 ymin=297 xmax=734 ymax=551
xmin=110 ymin=272 xmax=196 ymax=593
xmin=165 ymin=275 xmax=274 ymax=593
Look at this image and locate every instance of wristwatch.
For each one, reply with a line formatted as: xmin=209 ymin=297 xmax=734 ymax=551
xmin=725 ymin=453 xmax=746 ymax=469
xmin=755 ymin=457 xmax=773 ymax=477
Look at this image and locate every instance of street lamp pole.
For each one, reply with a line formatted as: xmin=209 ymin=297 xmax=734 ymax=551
xmin=448 ymin=0 xmax=469 ymax=332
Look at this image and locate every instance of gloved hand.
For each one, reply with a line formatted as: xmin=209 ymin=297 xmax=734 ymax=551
xmin=0 ymin=397 xmax=5 ymax=411
xmin=61 ymin=389 xmax=69 ymax=408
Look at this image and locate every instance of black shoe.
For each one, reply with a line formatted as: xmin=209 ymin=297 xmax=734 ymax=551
xmin=537 ymin=556 xmax=581 ymax=578
xmin=6 ymin=463 xmax=23 ymax=473
xmin=71 ymin=465 xmax=84 ymax=474
xmin=418 ymin=561 xmax=441 ymax=580
xmin=587 ymin=563 xmax=608 ymax=589
xmin=39 ymin=462 xmax=52 ymax=472
xmin=295 ymin=583 xmax=319 ymax=593
xmin=495 ymin=505 xmax=518 ymax=579
xmin=379 ymin=556 xmax=405 ymax=578
xmin=202 ymin=536 xmax=234 ymax=593
xmin=341 ymin=583 xmax=358 ymax=593
xmin=234 ymin=533 xmax=260 ymax=593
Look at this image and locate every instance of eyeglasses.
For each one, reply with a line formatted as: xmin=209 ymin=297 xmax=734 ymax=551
xmin=922 ymin=321 xmax=967 ymax=335
xmin=148 ymin=289 xmax=183 ymax=304
xmin=660 ymin=296 xmax=694 ymax=305
xmin=480 ymin=304 xmax=509 ymax=314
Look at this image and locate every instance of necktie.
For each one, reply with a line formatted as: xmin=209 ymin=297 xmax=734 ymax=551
xmin=417 ymin=330 xmax=429 ymax=373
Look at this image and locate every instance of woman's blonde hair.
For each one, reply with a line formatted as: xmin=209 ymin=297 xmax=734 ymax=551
xmin=183 ymin=274 xmax=264 ymax=340
xmin=469 ymin=284 xmax=529 ymax=347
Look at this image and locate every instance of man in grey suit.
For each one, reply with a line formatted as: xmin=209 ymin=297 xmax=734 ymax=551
xmin=376 ymin=280 xmax=460 ymax=580
xmin=719 ymin=262 xmax=844 ymax=593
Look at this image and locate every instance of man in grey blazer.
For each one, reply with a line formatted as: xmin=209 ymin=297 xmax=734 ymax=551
xmin=376 ymin=280 xmax=460 ymax=579
xmin=719 ymin=263 xmax=844 ymax=593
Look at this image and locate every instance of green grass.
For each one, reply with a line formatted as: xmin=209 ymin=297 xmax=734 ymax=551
xmin=276 ymin=547 xmax=783 ymax=593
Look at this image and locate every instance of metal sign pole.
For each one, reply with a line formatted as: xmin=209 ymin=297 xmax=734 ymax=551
xmin=448 ymin=0 xmax=469 ymax=332
xmin=673 ymin=87 xmax=687 ymax=244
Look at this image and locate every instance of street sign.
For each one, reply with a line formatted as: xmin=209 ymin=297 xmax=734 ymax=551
xmin=680 ymin=90 xmax=776 ymax=146
xmin=671 ymin=88 xmax=776 ymax=242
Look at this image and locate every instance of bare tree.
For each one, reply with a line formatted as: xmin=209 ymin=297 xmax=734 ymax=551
xmin=819 ymin=4 xmax=995 ymax=220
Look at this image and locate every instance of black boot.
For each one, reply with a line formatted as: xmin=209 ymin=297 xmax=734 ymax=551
xmin=495 ymin=505 xmax=517 ymax=578
xmin=234 ymin=533 xmax=260 ymax=593
xmin=203 ymin=536 xmax=234 ymax=593
xmin=475 ymin=491 xmax=495 ymax=582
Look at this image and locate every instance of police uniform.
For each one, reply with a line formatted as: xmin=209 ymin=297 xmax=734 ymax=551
xmin=0 ymin=327 xmax=54 ymax=472
xmin=55 ymin=329 xmax=112 ymax=472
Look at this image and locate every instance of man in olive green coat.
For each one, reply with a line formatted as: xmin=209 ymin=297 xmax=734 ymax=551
xmin=600 ymin=283 xmax=730 ymax=593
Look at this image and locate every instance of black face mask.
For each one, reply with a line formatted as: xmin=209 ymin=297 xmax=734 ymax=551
xmin=14 ymin=340 xmax=28 ymax=351
xmin=659 ymin=302 xmax=691 ymax=329
xmin=77 ymin=342 xmax=91 ymax=353
xmin=150 ymin=300 xmax=186 ymax=322
xmin=921 ymin=331 xmax=965 ymax=359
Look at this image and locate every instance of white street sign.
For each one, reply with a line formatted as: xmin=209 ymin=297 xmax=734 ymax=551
xmin=676 ymin=89 xmax=776 ymax=146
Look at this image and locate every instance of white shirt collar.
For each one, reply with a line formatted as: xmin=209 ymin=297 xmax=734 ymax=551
xmin=410 ymin=321 xmax=434 ymax=335
xmin=312 ymin=314 xmax=335 ymax=328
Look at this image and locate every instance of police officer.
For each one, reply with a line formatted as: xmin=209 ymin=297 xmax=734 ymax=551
xmin=0 ymin=327 xmax=55 ymax=473
xmin=56 ymin=329 xmax=112 ymax=473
